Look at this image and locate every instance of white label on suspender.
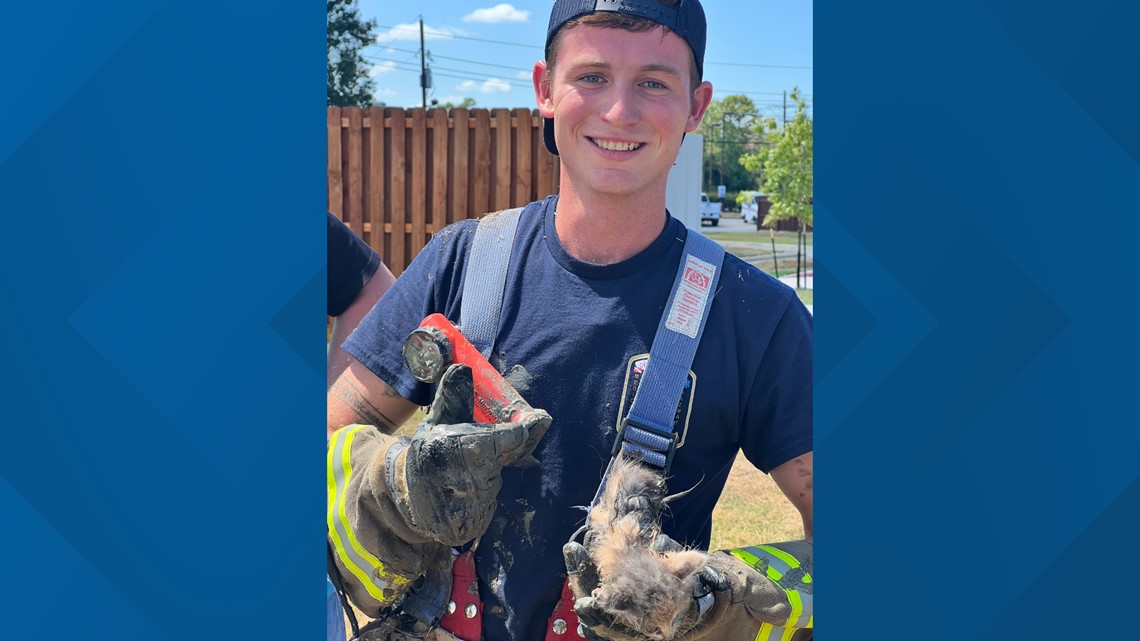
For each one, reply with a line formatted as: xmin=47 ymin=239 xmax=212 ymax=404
xmin=665 ymin=254 xmax=716 ymax=338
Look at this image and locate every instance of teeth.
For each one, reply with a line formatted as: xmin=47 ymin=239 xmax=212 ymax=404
xmin=591 ymin=138 xmax=641 ymax=152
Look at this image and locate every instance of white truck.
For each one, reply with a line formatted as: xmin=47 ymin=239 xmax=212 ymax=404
xmin=700 ymin=192 xmax=721 ymax=226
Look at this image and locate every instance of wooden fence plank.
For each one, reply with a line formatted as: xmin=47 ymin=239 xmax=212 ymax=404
xmin=493 ymin=109 xmax=512 ymax=211
xmin=346 ymin=108 xmax=364 ymax=236
xmin=535 ymin=110 xmax=555 ymax=200
xmin=327 ymin=107 xmax=343 ymax=218
xmin=450 ymin=107 xmax=469 ymax=224
xmin=387 ymin=108 xmax=407 ymax=275
xmin=410 ymin=109 xmax=427 ymax=262
xmin=367 ymin=106 xmax=385 ymax=254
xmin=472 ymin=110 xmax=491 ymax=216
xmin=330 ymin=106 xmax=565 ymax=273
xmin=431 ymin=108 xmax=449 ymax=242
xmin=512 ymin=107 xmax=532 ymax=207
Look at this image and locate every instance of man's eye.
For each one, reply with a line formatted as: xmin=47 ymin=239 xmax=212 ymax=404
xmin=643 ymin=80 xmax=667 ymax=90
xmin=581 ymin=74 xmax=604 ymax=84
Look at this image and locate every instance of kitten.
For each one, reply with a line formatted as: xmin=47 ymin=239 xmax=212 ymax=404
xmin=585 ymin=457 xmax=707 ymax=641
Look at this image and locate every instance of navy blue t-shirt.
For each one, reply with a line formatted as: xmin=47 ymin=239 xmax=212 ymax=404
xmin=327 ymin=211 xmax=381 ymax=317
xmin=345 ymin=195 xmax=812 ymax=641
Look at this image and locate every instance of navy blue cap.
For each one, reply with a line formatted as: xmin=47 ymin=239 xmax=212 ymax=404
xmin=542 ymin=0 xmax=707 ymax=156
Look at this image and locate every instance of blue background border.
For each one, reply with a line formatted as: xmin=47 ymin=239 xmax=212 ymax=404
xmin=1 ymin=2 xmax=325 ymax=638
xmin=4 ymin=1 xmax=1140 ymax=638
xmin=818 ymin=0 xmax=1140 ymax=638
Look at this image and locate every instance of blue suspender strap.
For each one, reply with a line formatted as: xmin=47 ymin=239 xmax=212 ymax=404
xmin=614 ymin=230 xmax=725 ymax=473
xmin=459 ymin=207 xmax=524 ymax=358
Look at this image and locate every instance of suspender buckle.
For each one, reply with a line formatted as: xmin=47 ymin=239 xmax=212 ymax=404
xmin=611 ymin=416 xmax=680 ymax=476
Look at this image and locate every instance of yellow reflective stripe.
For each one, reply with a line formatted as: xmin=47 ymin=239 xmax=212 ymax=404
xmin=756 ymin=545 xmax=812 ymax=584
xmin=729 ymin=546 xmax=813 ymax=631
xmin=793 ymin=592 xmax=813 ymax=628
xmin=327 ymin=425 xmax=410 ymax=604
xmin=786 ymin=586 xmax=803 ymax=629
xmin=728 ymin=548 xmax=783 ymax=582
xmin=756 ymin=622 xmax=800 ymax=641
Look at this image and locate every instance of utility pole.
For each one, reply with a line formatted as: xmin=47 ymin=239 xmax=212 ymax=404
xmin=419 ymin=16 xmax=427 ymax=108
xmin=718 ymin=120 xmax=724 ymax=194
xmin=783 ymin=91 xmax=787 ymax=128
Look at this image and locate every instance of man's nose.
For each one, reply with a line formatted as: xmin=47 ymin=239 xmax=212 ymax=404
xmin=600 ymin=85 xmax=639 ymax=126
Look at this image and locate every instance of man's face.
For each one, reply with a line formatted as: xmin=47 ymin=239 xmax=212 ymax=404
xmin=534 ymin=24 xmax=712 ymax=200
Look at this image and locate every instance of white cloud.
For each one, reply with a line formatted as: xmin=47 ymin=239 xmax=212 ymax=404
xmin=368 ymin=61 xmax=397 ymax=77
xmin=481 ymin=78 xmax=511 ymax=93
xmin=374 ymin=22 xmax=469 ymax=44
xmin=455 ymin=78 xmax=512 ymax=94
xmin=515 ymin=70 xmax=531 ymax=80
xmin=462 ymin=4 xmax=529 ymax=23
xmin=373 ymin=88 xmax=400 ymax=97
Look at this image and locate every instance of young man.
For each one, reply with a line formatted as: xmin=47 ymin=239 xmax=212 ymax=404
xmin=327 ymin=2 xmax=813 ymax=640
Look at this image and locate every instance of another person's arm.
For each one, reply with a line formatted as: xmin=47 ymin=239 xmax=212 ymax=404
xmin=326 ymin=211 xmax=395 ymax=386
xmin=328 ymin=263 xmax=395 ymax=386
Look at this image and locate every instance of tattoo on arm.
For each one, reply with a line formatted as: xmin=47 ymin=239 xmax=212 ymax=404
xmin=796 ymin=459 xmax=813 ymax=498
xmin=331 ymin=377 xmax=401 ymax=431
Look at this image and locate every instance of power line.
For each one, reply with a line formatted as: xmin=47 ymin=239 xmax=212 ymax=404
xmin=706 ymin=60 xmax=812 ymax=70
xmin=373 ymin=23 xmax=813 ymax=69
xmin=374 ymin=23 xmax=542 ymax=49
xmin=376 ymin=45 xmax=535 ymax=74
xmin=365 ymin=55 xmax=533 ymax=88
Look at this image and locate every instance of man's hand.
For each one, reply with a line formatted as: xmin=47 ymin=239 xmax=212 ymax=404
xmin=563 ymin=534 xmax=726 ymax=641
xmin=327 ymin=363 xmax=550 ymax=618
xmin=390 ymin=363 xmax=551 ymax=546
xmin=563 ymin=534 xmax=813 ymax=641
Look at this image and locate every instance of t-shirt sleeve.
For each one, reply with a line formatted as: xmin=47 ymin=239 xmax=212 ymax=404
xmin=342 ymin=221 xmax=476 ymax=406
xmin=327 ymin=211 xmax=382 ymax=317
xmin=740 ymin=296 xmax=814 ymax=473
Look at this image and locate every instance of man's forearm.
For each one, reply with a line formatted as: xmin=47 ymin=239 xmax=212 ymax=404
xmin=328 ymin=361 xmax=417 ymax=436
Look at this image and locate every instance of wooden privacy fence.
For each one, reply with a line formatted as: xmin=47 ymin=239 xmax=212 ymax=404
xmin=328 ymin=106 xmax=560 ymax=275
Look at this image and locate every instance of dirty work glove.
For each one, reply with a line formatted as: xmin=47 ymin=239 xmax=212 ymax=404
xmin=328 ymin=363 xmax=551 ymax=620
xmin=564 ymin=535 xmax=813 ymax=641
xmin=395 ymin=362 xmax=551 ymax=545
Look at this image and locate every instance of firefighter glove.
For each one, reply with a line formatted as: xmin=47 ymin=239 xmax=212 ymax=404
xmin=394 ymin=363 xmax=551 ymax=545
xmin=564 ymin=535 xmax=813 ymax=641
xmin=327 ymin=363 xmax=551 ymax=618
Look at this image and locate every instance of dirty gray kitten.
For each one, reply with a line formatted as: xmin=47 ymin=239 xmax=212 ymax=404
xmin=586 ymin=456 xmax=707 ymax=641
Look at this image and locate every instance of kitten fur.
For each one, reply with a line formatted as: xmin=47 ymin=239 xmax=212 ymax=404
xmin=586 ymin=457 xmax=707 ymax=641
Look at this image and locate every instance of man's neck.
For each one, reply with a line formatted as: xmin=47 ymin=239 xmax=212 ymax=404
xmin=554 ymin=184 xmax=669 ymax=265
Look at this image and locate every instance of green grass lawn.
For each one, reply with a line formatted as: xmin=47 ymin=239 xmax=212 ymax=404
xmin=705 ymin=230 xmax=812 ymax=246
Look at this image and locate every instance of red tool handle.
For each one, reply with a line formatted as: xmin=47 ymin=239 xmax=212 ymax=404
xmin=402 ymin=313 xmax=533 ymax=424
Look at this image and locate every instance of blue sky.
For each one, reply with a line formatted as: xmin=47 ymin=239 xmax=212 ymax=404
xmin=354 ymin=1 xmax=812 ymax=119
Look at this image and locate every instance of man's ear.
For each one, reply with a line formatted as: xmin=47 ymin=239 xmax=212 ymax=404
xmin=534 ymin=61 xmax=555 ymax=118
xmin=685 ymin=80 xmax=714 ymax=132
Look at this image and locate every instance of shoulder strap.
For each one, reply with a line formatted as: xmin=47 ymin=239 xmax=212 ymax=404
xmin=459 ymin=207 xmax=524 ymax=358
xmin=602 ymin=229 xmax=725 ymax=484
xmin=461 ymin=209 xmax=724 ymax=483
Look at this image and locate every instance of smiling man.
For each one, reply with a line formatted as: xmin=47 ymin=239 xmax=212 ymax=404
xmin=327 ymin=2 xmax=814 ymax=640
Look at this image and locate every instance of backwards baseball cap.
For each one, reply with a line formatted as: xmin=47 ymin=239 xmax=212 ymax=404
xmin=541 ymin=0 xmax=707 ymax=156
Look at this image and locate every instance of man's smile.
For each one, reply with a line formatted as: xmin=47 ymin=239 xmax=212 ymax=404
xmin=588 ymin=137 xmax=644 ymax=152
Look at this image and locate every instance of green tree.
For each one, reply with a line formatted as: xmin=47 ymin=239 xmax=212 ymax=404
xmin=328 ymin=0 xmax=378 ymax=106
xmin=740 ymin=88 xmax=813 ymax=287
xmin=695 ymin=95 xmax=762 ymax=194
xmin=740 ymin=88 xmax=813 ymax=228
xmin=431 ymin=97 xmax=477 ymax=109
